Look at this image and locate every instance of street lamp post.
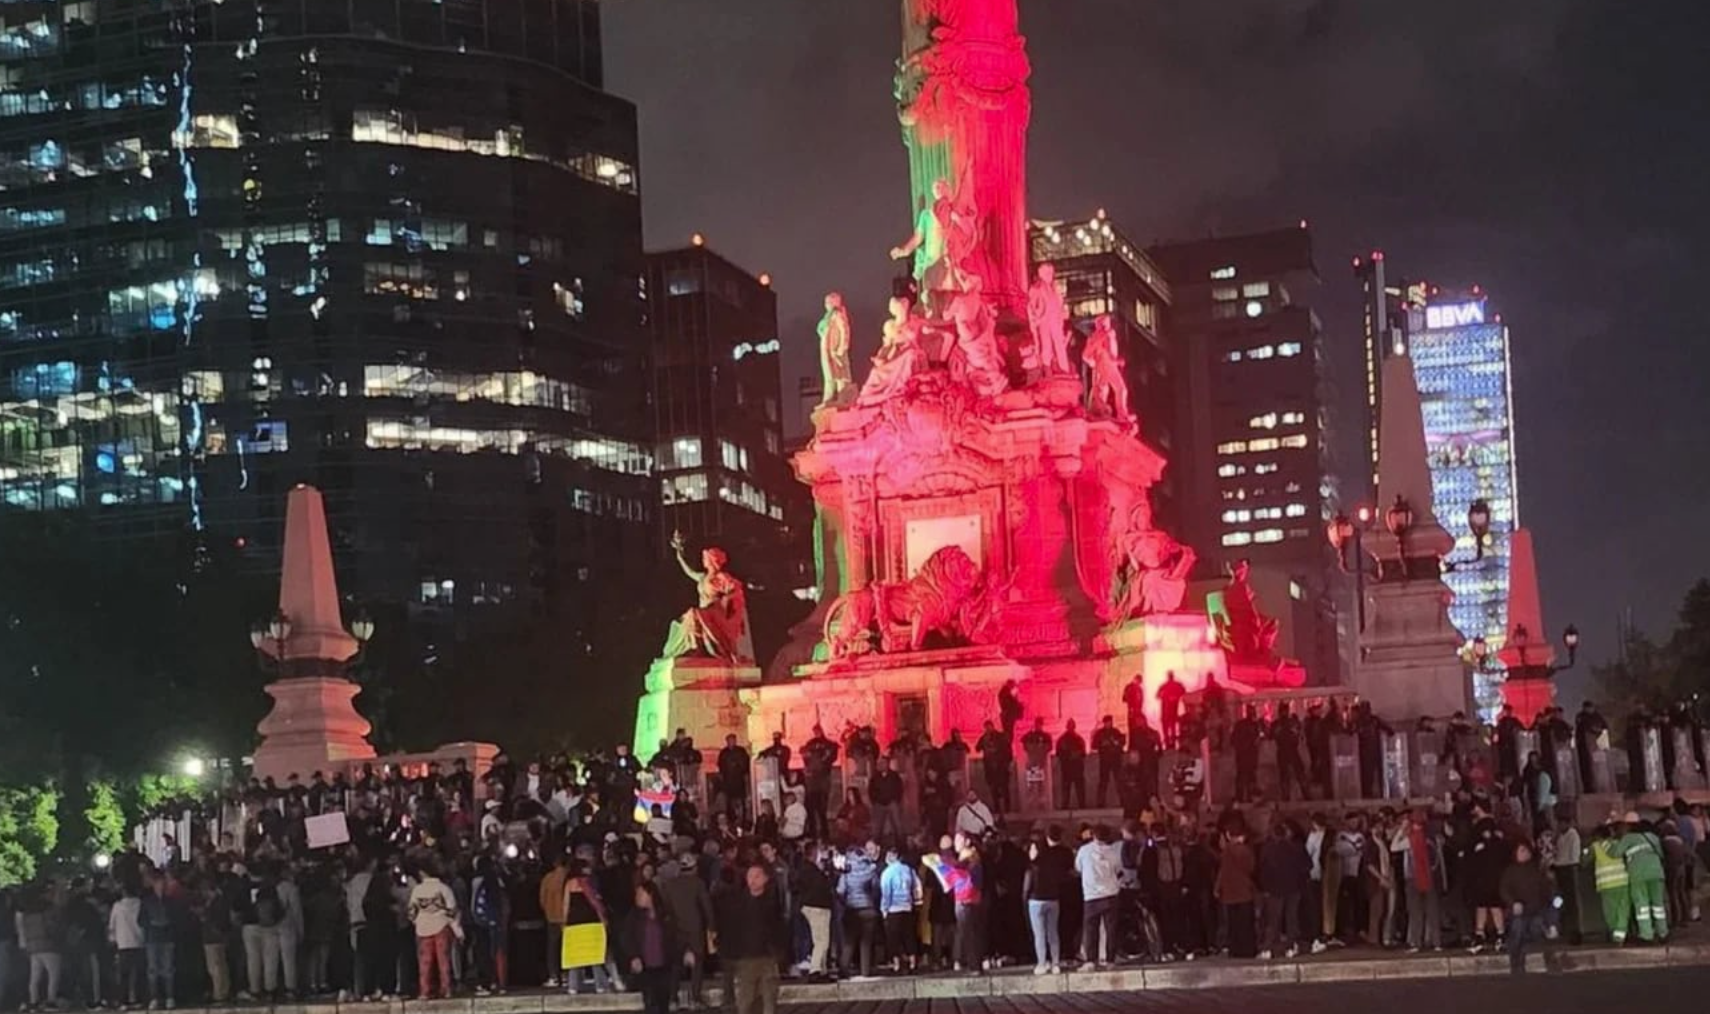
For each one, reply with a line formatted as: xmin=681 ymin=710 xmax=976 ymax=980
xmin=1328 ymin=504 xmax=1378 ymax=632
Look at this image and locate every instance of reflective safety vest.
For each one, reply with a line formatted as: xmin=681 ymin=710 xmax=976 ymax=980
xmin=1590 ymin=839 xmax=1629 ymax=891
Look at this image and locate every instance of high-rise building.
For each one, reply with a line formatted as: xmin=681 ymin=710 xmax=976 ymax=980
xmin=1407 ymin=289 xmax=1519 ymax=713
xmin=1150 ymin=224 xmax=1343 ymax=683
xmin=0 ymin=2 xmax=651 ymax=657
xmin=1028 ymin=212 xmax=1176 ymax=523
xmin=1351 ymin=250 xmax=1428 ymax=497
xmin=646 ymin=242 xmax=810 ymax=649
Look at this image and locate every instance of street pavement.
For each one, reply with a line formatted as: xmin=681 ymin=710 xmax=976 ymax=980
xmin=775 ymin=965 xmax=1707 ymax=1013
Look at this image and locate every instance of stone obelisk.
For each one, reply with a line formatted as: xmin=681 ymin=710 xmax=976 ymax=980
xmin=1353 ymin=354 xmax=1473 ymax=719
xmin=1497 ymin=527 xmax=1557 ymax=718
xmin=251 ymin=484 xmax=377 ymax=780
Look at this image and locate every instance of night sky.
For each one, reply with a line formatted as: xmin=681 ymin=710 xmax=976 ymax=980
xmin=605 ymin=1 xmax=1710 ymax=693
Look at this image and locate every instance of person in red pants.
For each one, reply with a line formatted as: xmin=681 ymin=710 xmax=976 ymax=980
xmin=406 ymin=861 xmax=463 ymax=999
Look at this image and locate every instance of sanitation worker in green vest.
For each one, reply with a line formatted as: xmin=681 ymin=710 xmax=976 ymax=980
xmin=1586 ymin=823 xmax=1631 ymax=944
xmin=1612 ymin=811 xmax=1669 ymax=942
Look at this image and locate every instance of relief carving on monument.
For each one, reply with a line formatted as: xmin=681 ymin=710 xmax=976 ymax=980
xmin=1106 ymin=502 xmax=1196 ymax=623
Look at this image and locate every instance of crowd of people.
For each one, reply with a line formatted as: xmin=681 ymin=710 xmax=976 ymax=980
xmin=1 ymin=689 xmax=1706 ymax=1014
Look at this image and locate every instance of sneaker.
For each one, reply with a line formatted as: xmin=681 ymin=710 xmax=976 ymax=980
xmin=1310 ymin=939 xmax=1328 ymax=955
xmin=148 ymin=1003 xmax=160 ymax=1011
xmin=474 ymin=987 xmax=491 ymax=997
xmin=544 ymin=977 xmax=559 ymax=989
xmin=1050 ymin=963 xmax=1062 ymax=973
xmin=1406 ymin=946 xmax=1420 ymax=954
xmin=1257 ymin=950 xmax=1272 ymax=961
xmin=1033 ymin=965 xmax=1049 ymax=976
xmin=1284 ymin=945 xmax=1299 ymax=959
xmin=165 ymin=1003 xmax=176 ymax=1011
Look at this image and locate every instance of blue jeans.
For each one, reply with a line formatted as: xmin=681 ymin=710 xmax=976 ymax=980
xmin=1505 ymin=913 xmax=1547 ymax=973
xmin=145 ymin=942 xmax=175 ymax=1003
xmin=1027 ymin=900 xmax=1061 ymax=967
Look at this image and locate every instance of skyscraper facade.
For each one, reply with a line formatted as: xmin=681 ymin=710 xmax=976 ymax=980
xmin=1150 ymin=225 xmax=1344 ymax=683
xmin=647 ymin=242 xmax=809 ymax=647
xmin=1 ymin=2 xmax=651 ymax=656
xmin=1028 ymin=213 xmax=1177 ymax=524
xmin=1408 ymin=291 xmax=1519 ymax=712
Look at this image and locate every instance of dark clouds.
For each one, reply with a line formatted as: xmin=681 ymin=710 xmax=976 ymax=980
xmin=604 ymin=0 xmax=1710 ymax=682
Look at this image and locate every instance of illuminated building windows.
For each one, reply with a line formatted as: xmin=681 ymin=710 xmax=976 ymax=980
xmin=1246 ymin=344 xmax=1275 ymax=360
xmin=1241 ymin=281 xmax=1271 ymax=299
xmin=1278 ymin=342 xmax=1304 ymax=357
xmin=720 ymin=439 xmax=748 ymax=473
xmin=1210 ymin=265 xmax=1236 ymax=280
xmin=350 ymin=109 xmax=638 ymax=195
xmin=1255 ymin=462 xmax=1279 ymax=475
xmin=1249 ymin=437 xmax=1280 ymax=452
xmin=364 ymin=261 xmax=438 ymax=300
xmin=661 ymin=472 xmax=709 ymax=503
xmin=1217 ymin=463 xmax=1244 ymax=478
xmin=1285 ymin=503 xmax=1309 ymax=518
xmin=553 ymin=278 xmax=586 ymax=320
xmin=658 ymin=437 xmax=703 ymax=470
xmin=364 ymin=418 xmax=651 ymax=474
xmin=1254 ymin=528 xmax=1285 ymax=544
xmin=1212 ymin=285 xmax=1239 ymax=303
xmin=1280 ymin=434 xmax=1309 ymax=449
xmin=1254 ymin=507 xmax=1283 ymax=521
xmin=173 ymin=113 xmax=240 ymax=149
xmin=1222 ymin=509 xmax=1252 ymax=524
xmin=1281 ymin=411 xmax=1306 ymax=425
xmin=1249 ymin=413 xmax=1278 ymax=430
xmin=1223 ymin=350 xmax=1243 ymax=363
xmin=362 ymin=366 xmax=594 ymax=414
xmin=1217 ymin=440 xmax=1247 ymax=455
xmin=1222 ymin=532 xmax=1254 ymax=547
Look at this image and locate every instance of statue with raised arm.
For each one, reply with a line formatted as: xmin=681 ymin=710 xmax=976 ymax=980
xmin=817 ymin=292 xmax=855 ymax=407
xmin=1027 ymin=263 xmax=1071 ymax=376
xmin=1083 ymin=314 xmax=1133 ymax=423
xmin=890 ymin=171 xmax=980 ymax=313
xmin=660 ymin=530 xmax=754 ymax=664
xmin=859 ymin=296 xmax=929 ymax=405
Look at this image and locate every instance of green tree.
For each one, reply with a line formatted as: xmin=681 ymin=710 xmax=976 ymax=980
xmin=83 ymin=780 xmax=126 ymax=855
xmin=0 ymin=784 xmax=59 ymax=886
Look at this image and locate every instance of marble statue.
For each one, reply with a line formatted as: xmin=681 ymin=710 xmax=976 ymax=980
xmin=1108 ymin=504 xmax=1196 ymax=621
xmin=823 ymin=545 xmax=1009 ymax=657
xmin=945 ymin=272 xmax=1008 ymax=398
xmin=1027 ymin=263 xmax=1071 ymax=376
xmin=1083 ymin=314 xmax=1132 ymax=422
xmin=889 ymin=172 xmax=981 ymax=312
xmin=859 ymin=296 xmax=929 ymax=405
xmin=1215 ymin=559 xmax=1281 ymax=667
xmin=817 ymin=292 xmax=855 ymax=406
xmin=661 ymin=530 xmax=754 ymax=664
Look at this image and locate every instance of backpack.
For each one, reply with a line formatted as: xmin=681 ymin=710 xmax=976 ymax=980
xmin=253 ymin=883 xmax=282 ymax=928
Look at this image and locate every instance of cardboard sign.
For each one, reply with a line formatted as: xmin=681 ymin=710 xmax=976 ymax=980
xmin=305 ymin=812 xmax=351 ymax=850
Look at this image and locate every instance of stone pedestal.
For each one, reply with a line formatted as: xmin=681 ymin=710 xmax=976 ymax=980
xmin=252 ymin=677 xmax=376 ymax=781
xmin=1501 ymin=677 xmax=1557 ymax=726
xmin=633 ymin=658 xmax=761 ymax=756
xmin=1353 ymin=577 xmax=1472 ymax=721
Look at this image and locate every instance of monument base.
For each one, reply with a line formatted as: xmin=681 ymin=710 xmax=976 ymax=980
xmin=1353 ymin=579 xmax=1473 ymax=720
xmin=636 ymin=612 xmax=1233 ymax=750
xmin=252 ymin=676 xmax=377 ymax=781
xmin=633 ymin=658 xmax=761 ymax=755
xmin=1501 ymin=677 xmax=1557 ymax=722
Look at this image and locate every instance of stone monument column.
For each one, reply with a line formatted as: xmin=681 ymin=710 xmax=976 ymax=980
xmin=251 ymin=484 xmax=377 ymax=780
xmin=897 ymin=0 xmax=1032 ymax=315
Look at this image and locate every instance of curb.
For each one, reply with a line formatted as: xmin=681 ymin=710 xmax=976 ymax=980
xmin=162 ymin=944 xmax=1694 ymax=1013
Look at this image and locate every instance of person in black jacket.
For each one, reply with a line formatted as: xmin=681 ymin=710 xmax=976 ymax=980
xmin=622 ymin=883 xmax=687 ymax=1014
xmin=715 ymin=866 xmax=787 ymax=1014
xmin=717 ymin=735 xmax=752 ymax=823
xmin=870 ymin=757 xmax=906 ymax=843
xmin=1257 ymin=821 xmax=1311 ymax=958
xmin=1056 ymin=721 xmax=1088 ymax=810
xmin=1092 ymin=718 xmax=1125 ymax=808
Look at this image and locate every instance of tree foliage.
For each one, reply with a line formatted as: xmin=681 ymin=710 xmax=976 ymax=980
xmin=83 ymin=780 xmax=126 ymax=856
xmin=0 ymin=784 xmax=59 ymax=886
xmin=1592 ymin=578 xmax=1710 ymax=717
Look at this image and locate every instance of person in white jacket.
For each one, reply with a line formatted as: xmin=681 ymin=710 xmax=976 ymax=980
xmin=406 ymin=863 xmax=463 ymax=1000
xmin=108 ymin=888 xmax=145 ymax=1007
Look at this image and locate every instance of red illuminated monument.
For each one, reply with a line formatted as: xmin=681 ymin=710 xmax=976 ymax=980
xmin=1496 ymin=528 xmax=1559 ymax=718
xmin=635 ymin=0 xmax=1231 ymax=751
xmin=251 ymin=484 xmax=378 ymax=780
